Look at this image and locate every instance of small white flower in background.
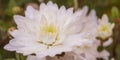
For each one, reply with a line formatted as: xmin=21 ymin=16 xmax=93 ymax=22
xmin=97 ymin=14 xmax=115 ymax=40
xmin=4 ymin=1 xmax=91 ymax=59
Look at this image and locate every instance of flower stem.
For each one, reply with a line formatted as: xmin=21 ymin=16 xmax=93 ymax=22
xmin=74 ymin=0 xmax=78 ymax=11
xmin=16 ymin=53 xmax=20 ymax=60
xmin=16 ymin=53 xmax=26 ymax=60
xmin=112 ymin=18 xmax=120 ymax=59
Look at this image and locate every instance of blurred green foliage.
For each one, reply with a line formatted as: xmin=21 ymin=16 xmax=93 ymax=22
xmin=0 ymin=0 xmax=120 ymax=60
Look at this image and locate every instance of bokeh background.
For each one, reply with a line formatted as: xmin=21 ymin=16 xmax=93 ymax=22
xmin=0 ymin=0 xmax=120 ymax=60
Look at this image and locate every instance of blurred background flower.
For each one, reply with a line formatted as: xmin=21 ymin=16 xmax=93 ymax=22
xmin=0 ymin=0 xmax=120 ymax=60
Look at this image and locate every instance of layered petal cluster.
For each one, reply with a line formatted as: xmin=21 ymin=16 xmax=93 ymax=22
xmin=4 ymin=1 xmax=91 ymax=58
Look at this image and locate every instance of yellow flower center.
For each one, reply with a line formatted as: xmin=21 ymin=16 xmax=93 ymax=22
xmin=41 ymin=24 xmax=57 ymax=36
xmin=99 ymin=25 xmax=109 ymax=33
xmin=38 ymin=24 xmax=59 ymax=47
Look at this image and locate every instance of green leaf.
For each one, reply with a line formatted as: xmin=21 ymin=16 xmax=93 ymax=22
xmin=15 ymin=53 xmax=26 ymax=60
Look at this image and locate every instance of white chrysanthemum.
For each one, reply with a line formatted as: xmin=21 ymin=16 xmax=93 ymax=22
xmin=97 ymin=14 xmax=114 ymax=39
xmin=4 ymin=1 xmax=91 ymax=58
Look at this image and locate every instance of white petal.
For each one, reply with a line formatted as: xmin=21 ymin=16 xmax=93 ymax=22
xmin=103 ymin=38 xmax=113 ymax=47
xmin=39 ymin=3 xmax=46 ymax=10
xmin=81 ymin=6 xmax=88 ymax=16
xmin=66 ymin=7 xmax=74 ymax=15
xmin=14 ymin=15 xmax=26 ymax=26
xmin=102 ymin=14 xmax=109 ymax=23
xmin=4 ymin=44 xmax=17 ymax=51
xmin=25 ymin=6 xmax=36 ymax=19
xmin=88 ymin=9 xmax=97 ymax=21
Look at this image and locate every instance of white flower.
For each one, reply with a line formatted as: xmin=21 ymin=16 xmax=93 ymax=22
xmin=4 ymin=1 xmax=90 ymax=58
xmin=97 ymin=14 xmax=114 ymax=39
